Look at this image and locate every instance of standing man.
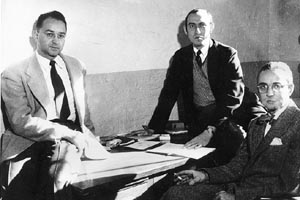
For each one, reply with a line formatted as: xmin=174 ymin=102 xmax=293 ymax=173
xmin=162 ymin=62 xmax=300 ymax=200
xmin=148 ymin=9 xmax=252 ymax=159
xmin=1 ymin=11 xmax=107 ymax=199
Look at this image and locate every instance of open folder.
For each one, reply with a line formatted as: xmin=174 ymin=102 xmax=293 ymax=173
xmin=147 ymin=143 xmax=215 ymax=160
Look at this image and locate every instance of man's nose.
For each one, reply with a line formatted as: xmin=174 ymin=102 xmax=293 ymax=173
xmin=52 ymin=36 xmax=59 ymax=44
xmin=52 ymin=34 xmax=62 ymax=42
xmin=266 ymin=86 xmax=275 ymax=96
xmin=195 ymin=26 xmax=201 ymax=33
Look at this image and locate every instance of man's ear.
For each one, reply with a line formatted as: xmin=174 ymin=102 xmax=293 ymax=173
xmin=183 ymin=25 xmax=187 ymax=35
xmin=288 ymin=84 xmax=294 ymax=96
xmin=34 ymin=30 xmax=39 ymax=40
xmin=210 ymin=22 xmax=215 ymax=34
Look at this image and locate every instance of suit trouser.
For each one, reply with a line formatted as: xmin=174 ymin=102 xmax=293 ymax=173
xmin=161 ymin=183 xmax=227 ymax=200
xmin=0 ymin=140 xmax=81 ymax=200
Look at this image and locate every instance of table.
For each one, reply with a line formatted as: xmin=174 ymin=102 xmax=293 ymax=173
xmin=71 ymin=151 xmax=188 ymax=200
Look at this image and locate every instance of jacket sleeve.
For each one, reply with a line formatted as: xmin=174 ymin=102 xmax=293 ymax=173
xmin=204 ymin=137 xmax=249 ymax=183
xmin=210 ymin=49 xmax=245 ymax=126
xmin=80 ymin=62 xmax=95 ymax=134
xmin=148 ymin=54 xmax=182 ymax=132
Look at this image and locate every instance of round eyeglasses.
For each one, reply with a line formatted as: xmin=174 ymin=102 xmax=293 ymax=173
xmin=257 ymin=83 xmax=288 ymax=93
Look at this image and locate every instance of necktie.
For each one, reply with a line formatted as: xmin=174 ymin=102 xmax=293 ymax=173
xmin=196 ymin=50 xmax=202 ymax=67
xmin=50 ymin=60 xmax=70 ymax=120
xmin=256 ymin=113 xmax=275 ymax=125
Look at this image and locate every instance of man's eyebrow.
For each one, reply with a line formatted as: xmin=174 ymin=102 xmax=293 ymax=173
xmin=257 ymin=81 xmax=282 ymax=85
xmin=44 ymin=29 xmax=54 ymax=32
xmin=44 ymin=29 xmax=66 ymax=34
xmin=257 ymin=82 xmax=267 ymax=85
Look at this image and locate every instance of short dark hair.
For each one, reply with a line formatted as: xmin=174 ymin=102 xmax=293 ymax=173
xmin=257 ymin=61 xmax=293 ymax=85
xmin=184 ymin=8 xmax=214 ymax=31
xmin=36 ymin=10 xmax=67 ymax=31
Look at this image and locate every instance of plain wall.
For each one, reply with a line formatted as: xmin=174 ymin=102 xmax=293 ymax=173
xmin=1 ymin=0 xmax=300 ymax=136
xmin=4 ymin=0 xmax=296 ymax=73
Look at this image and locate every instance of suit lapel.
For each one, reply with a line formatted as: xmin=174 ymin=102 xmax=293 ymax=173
xmin=60 ymin=54 xmax=85 ymax=125
xmin=181 ymin=45 xmax=194 ymax=96
xmin=26 ymin=54 xmax=85 ymax=125
xmin=252 ymin=104 xmax=298 ymax=157
xmin=249 ymin=122 xmax=266 ymax=154
xmin=206 ymin=40 xmax=219 ymax=92
xmin=26 ymin=55 xmax=50 ymax=113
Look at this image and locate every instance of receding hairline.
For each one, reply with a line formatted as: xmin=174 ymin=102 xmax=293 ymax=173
xmin=257 ymin=62 xmax=294 ymax=85
xmin=185 ymin=8 xmax=214 ymax=27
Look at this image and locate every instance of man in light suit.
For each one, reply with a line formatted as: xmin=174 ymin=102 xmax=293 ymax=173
xmin=162 ymin=61 xmax=300 ymax=200
xmin=1 ymin=11 xmax=107 ymax=199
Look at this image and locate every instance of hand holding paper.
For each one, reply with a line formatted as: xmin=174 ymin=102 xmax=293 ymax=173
xmin=83 ymin=134 xmax=111 ymax=160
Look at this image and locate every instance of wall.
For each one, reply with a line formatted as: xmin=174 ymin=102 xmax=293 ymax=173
xmin=1 ymin=0 xmax=300 ymax=136
xmin=1 ymin=0 xmax=275 ymax=73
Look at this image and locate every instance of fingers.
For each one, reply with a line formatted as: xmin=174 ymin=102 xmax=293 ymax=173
xmin=174 ymin=170 xmax=200 ymax=185
xmin=174 ymin=170 xmax=193 ymax=185
xmin=184 ymin=138 xmax=203 ymax=149
xmin=175 ymin=175 xmax=190 ymax=185
xmin=214 ymin=191 xmax=234 ymax=200
xmin=185 ymin=142 xmax=202 ymax=149
xmin=63 ymin=131 xmax=85 ymax=152
xmin=177 ymin=170 xmax=193 ymax=176
xmin=70 ymin=132 xmax=87 ymax=154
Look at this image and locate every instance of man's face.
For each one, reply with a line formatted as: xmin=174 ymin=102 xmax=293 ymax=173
xmin=185 ymin=12 xmax=213 ymax=48
xmin=257 ymin=70 xmax=293 ymax=113
xmin=36 ymin=18 xmax=66 ymax=60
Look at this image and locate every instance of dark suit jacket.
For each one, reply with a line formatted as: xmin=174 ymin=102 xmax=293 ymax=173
xmin=148 ymin=39 xmax=244 ymax=132
xmin=205 ymin=100 xmax=300 ymax=200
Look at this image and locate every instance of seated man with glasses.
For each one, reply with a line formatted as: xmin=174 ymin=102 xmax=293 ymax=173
xmin=161 ymin=61 xmax=300 ymax=200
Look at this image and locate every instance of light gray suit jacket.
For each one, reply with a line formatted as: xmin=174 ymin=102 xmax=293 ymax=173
xmin=205 ymin=100 xmax=300 ymax=200
xmin=1 ymin=53 xmax=95 ymax=163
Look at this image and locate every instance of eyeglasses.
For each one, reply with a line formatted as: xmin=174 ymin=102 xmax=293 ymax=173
xmin=257 ymin=83 xmax=288 ymax=93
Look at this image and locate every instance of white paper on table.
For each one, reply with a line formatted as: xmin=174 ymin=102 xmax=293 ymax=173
xmin=147 ymin=143 xmax=215 ymax=160
xmin=126 ymin=141 xmax=161 ymax=150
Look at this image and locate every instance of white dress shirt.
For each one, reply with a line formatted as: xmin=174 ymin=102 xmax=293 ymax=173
xmin=36 ymin=51 xmax=76 ymax=121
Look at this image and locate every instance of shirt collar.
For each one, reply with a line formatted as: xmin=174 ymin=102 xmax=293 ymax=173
xmin=35 ymin=51 xmax=64 ymax=70
xmin=193 ymin=39 xmax=212 ymax=60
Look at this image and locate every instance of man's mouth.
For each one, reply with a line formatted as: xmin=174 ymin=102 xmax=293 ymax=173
xmin=266 ymin=100 xmax=275 ymax=104
xmin=194 ymin=36 xmax=204 ymax=40
xmin=50 ymin=46 xmax=59 ymax=51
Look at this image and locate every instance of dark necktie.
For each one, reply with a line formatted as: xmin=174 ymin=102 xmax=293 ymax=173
xmin=196 ymin=50 xmax=202 ymax=67
xmin=50 ymin=60 xmax=70 ymax=120
xmin=256 ymin=113 xmax=275 ymax=125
